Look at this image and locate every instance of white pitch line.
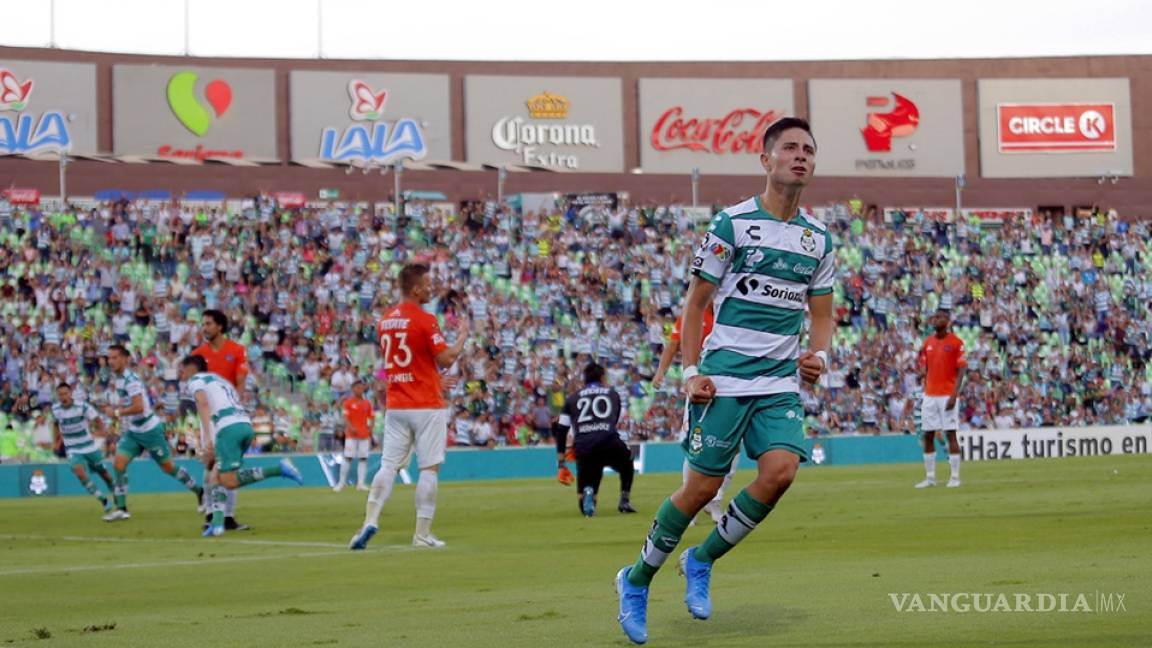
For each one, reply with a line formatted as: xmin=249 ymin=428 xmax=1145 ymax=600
xmin=0 ymin=549 xmax=355 ymax=577
xmin=0 ymin=533 xmax=352 ymax=549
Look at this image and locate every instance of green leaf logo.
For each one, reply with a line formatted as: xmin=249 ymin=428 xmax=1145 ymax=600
xmin=167 ymin=72 xmax=231 ymax=137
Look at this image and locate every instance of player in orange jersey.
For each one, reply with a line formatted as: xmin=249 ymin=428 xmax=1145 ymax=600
xmin=915 ymin=310 xmax=968 ymax=489
xmin=192 ymin=309 xmax=252 ymax=530
xmin=349 ymin=263 xmax=469 ymax=550
xmin=336 ymin=381 xmax=375 ymax=492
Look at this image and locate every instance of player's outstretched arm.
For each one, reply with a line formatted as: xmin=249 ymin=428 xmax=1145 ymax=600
xmin=435 ymin=317 xmax=471 ymax=369
xmin=652 ymin=337 xmax=679 ymax=389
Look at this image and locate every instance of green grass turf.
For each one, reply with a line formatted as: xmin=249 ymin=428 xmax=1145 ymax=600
xmin=0 ymin=454 xmax=1149 ymax=647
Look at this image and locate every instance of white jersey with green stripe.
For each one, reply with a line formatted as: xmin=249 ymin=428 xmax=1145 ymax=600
xmin=113 ymin=370 xmax=164 ymax=434
xmin=186 ymin=372 xmax=251 ymax=440
xmin=51 ymin=402 xmax=101 ymax=456
xmin=691 ymin=196 xmax=835 ymax=397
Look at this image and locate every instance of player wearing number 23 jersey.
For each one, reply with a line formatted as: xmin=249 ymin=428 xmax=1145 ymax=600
xmin=376 ymin=301 xmax=450 ymax=410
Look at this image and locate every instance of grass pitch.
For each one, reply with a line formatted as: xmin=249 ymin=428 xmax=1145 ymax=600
xmin=1 ymin=455 xmax=1148 ymax=647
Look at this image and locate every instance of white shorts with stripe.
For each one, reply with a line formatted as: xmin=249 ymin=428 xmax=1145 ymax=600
xmin=920 ymin=395 xmax=960 ymax=432
xmin=382 ymin=409 xmax=449 ymax=470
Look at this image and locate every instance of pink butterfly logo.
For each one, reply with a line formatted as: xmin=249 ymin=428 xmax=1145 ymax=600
xmin=348 ymin=80 xmax=387 ymax=121
xmin=0 ymin=69 xmax=33 ymax=111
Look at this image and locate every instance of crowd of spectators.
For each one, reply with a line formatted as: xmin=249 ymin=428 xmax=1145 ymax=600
xmin=0 ymin=192 xmax=1148 ymax=462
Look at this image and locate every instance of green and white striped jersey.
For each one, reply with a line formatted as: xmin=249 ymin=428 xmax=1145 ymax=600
xmin=185 ymin=372 xmax=250 ymax=440
xmin=50 ymin=401 xmax=101 ymax=456
xmin=113 ymin=370 xmax=164 ymax=434
xmin=691 ymin=196 xmax=835 ymax=397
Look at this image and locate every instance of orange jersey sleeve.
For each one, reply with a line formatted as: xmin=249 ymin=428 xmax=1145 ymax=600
xmin=378 ymin=302 xmax=447 ymax=410
xmin=669 ymin=309 xmax=716 ymax=351
xmin=922 ymin=333 xmax=967 ymax=396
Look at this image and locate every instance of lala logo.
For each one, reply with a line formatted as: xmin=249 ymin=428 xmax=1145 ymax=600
xmin=319 ymin=79 xmax=428 ymax=164
xmin=0 ymin=69 xmax=34 ymax=111
xmin=0 ymin=68 xmax=71 ymax=154
xmin=348 ymin=81 xmax=387 ymax=121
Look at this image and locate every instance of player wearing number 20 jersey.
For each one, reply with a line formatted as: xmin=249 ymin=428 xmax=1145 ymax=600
xmin=557 ymin=363 xmax=635 ymax=517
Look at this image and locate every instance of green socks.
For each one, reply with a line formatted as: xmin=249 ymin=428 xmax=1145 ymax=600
xmin=112 ymin=467 xmax=128 ymax=510
xmin=210 ymin=484 xmax=228 ymax=527
xmin=694 ymin=488 xmax=774 ymax=563
xmin=173 ymin=466 xmax=200 ymax=492
xmin=237 ymin=465 xmax=281 ymax=485
xmin=82 ymin=478 xmax=103 ymax=500
xmin=627 ymin=498 xmax=693 ymax=587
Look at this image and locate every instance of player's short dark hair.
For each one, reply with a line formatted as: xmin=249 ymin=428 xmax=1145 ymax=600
xmin=398 ymin=263 xmax=430 ymax=295
xmin=181 ymin=355 xmax=209 ymax=372
xmin=203 ymin=309 xmax=228 ymax=332
xmin=762 ymin=117 xmax=816 ymax=152
xmin=56 ymin=383 xmax=71 ymax=391
xmin=583 ymin=362 xmax=605 ymax=385
xmin=108 ymin=344 xmax=131 ymax=358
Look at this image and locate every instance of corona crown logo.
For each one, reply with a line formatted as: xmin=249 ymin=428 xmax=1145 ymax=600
xmin=526 ymin=91 xmax=570 ymax=119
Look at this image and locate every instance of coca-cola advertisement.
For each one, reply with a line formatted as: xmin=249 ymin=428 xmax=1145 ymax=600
xmin=639 ymin=78 xmax=794 ymax=175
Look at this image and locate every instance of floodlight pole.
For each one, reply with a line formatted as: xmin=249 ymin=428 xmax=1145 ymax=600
xmin=497 ymin=166 xmax=507 ymax=204
xmin=691 ymin=167 xmax=700 ymax=207
xmin=58 ymin=153 xmax=67 ymax=202
xmin=393 ymin=160 xmax=403 ymax=217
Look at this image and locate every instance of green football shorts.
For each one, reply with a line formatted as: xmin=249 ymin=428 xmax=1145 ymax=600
xmin=214 ymin=423 xmax=255 ymax=473
xmin=681 ymin=393 xmax=807 ymax=476
xmin=68 ymin=450 xmax=106 ymax=472
xmin=117 ymin=426 xmax=172 ymax=463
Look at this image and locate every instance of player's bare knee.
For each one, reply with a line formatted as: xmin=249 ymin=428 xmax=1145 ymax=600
xmin=71 ymin=466 xmax=86 ymax=479
xmin=218 ymin=473 xmax=240 ymax=489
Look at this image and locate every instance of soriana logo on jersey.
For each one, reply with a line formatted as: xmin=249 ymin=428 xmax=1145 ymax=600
xmin=997 ymin=104 xmax=1116 ymax=153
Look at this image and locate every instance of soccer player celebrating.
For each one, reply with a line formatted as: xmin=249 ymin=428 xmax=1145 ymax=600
xmin=103 ymin=345 xmax=204 ymax=521
xmin=180 ymin=355 xmax=303 ymax=537
xmin=193 ymin=310 xmax=252 ymax=531
xmin=556 ymin=362 xmax=636 ymax=517
xmin=614 ymin=118 xmax=835 ymax=644
xmin=349 ymin=263 xmax=468 ymax=550
xmin=336 ymin=381 xmax=375 ymax=492
xmin=915 ymin=309 xmax=967 ymax=488
xmin=653 ymin=303 xmax=738 ymax=526
xmin=51 ymin=383 xmax=116 ymax=514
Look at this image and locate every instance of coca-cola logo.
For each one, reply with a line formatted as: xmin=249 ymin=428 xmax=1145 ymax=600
xmin=651 ymin=107 xmax=782 ymax=154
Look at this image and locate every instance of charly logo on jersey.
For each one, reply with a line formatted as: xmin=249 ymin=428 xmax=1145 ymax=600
xmin=800 ymin=228 xmax=817 ymax=253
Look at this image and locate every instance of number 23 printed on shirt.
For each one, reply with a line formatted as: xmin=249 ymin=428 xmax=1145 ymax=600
xmin=380 ymin=332 xmax=413 ymax=369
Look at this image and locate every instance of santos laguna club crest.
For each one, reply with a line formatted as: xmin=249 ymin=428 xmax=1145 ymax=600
xmin=688 ymin=426 xmax=704 ymax=456
xmin=800 ymin=228 xmax=817 ymax=253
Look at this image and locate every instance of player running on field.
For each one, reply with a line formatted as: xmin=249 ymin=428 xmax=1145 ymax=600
xmin=614 ymin=118 xmax=835 ymax=644
xmin=103 ymin=344 xmax=203 ymax=522
xmin=193 ymin=309 xmax=253 ymax=531
xmin=349 ymin=263 xmax=468 ymax=550
xmin=52 ymin=383 xmax=116 ymax=514
xmin=556 ymin=362 xmax=637 ymax=517
xmin=180 ymin=355 xmax=304 ymax=537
